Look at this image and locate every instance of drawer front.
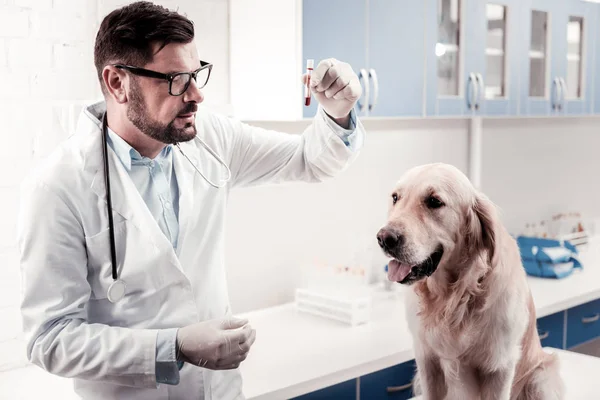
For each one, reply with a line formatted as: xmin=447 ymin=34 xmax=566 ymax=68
xmin=567 ymin=299 xmax=600 ymax=348
xmin=536 ymin=311 xmax=565 ymax=349
xmin=360 ymin=360 xmax=416 ymax=400
xmin=291 ymin=379 xmax=356 ymax=400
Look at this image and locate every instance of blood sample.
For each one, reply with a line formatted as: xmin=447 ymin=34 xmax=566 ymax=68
xmin=304 ymin=59 xmax=314 ymax=106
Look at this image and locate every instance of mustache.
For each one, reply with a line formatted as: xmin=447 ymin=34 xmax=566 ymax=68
xmin=178 ymin=103 xmax=198 ymax=116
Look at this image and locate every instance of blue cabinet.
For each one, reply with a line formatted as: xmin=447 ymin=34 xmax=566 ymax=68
xmin=475 ymin=0 xmax=521 ymax=116
xmin=537 ymin=311 xmax=565 ymax=349
xmin=520 ymin=0 xmax=595 ymax=116
xmin=561 ymin=0 xmax=595 ymax=115
xmin=302 ymin=0 xmax=600 ymax=119
xmin=291 ymin=378 xmax=356 ymax=400
xmin=302 ymin=0 xmax=426 ymax=118
xmin=360 ymin=360 xmax=417 ymax=400
xmin=424 ymin=0 xmax=473 ymax=116
xmin=595 ymin=6 xmax=600 ymax=114
xmin=425 ymin=0 xmax=521 ymax=117
xmin=302 ymin=0 xmax=366 ymax=119
xmin=367 ymin=0 xmax=426 ymax=117
xmin=519 ymin=0 xmax=563 ymax=116
xmin=566 ymin=299 xmax=600 ymax=349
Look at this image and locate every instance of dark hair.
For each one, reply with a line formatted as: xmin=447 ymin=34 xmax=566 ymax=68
xmin=94 ymin=1 xmax=195 ymax=94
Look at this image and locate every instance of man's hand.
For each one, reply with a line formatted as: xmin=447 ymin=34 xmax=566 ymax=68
xmin=303 ymin=58 xmax=362 ymax=126
xmin=176 ymin=317 xmax=256 ymax=370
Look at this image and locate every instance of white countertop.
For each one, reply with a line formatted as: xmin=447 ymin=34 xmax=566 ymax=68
xmin=238 ymin=242 xmax=600 ymax=399
xmin=2 ymin=243 xmax=600 ymax=399
xmin=409 ymin=348 xmax=600 ymax=400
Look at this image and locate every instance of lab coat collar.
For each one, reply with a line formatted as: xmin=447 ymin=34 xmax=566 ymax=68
xmin=79 ymin=100 xmax=198 ymax=259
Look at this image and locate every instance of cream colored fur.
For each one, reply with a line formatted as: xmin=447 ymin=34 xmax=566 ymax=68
xmin=379 ymin=163 xmax=564 ymax=400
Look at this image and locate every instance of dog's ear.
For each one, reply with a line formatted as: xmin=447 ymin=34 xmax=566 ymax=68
xmin=465 ymin=192 xmax=498 ymax=263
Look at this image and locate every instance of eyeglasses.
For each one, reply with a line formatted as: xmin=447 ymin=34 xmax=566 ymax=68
xmin=113 ymin=60 xmax=213 ymax=96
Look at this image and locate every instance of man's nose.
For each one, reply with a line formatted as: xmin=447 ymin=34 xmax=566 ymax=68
xmin=183 ymin=80 xmax=204 ymax=103
xmin=377 ymin=228 xmax=403 ymax=250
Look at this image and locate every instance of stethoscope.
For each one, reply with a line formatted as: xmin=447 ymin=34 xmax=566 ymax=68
xmin=101 ymin=112 xmax=231 ymax=303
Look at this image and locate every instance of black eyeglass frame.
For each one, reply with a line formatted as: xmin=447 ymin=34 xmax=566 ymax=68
xmin=113 ymin=60 xmax=213 ymax=96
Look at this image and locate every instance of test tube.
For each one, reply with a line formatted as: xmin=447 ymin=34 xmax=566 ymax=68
xmin=304 ymin=59 xmax=314 ymax=106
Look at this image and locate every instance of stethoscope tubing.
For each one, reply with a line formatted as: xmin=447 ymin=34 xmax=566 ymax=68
xmin=101 ymin=113 xmax=119 ymax=281
xmin=100 ymin=111 xmax=231 ymax=301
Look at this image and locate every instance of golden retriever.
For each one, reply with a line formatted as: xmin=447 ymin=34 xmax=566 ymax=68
xmin=376 ymin=163 xmax=564 ymax=400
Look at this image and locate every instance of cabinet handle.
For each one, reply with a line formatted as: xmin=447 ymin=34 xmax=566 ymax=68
xmin=538 ymin=331 xmax=550 ymax=340
xmin=551 ymin=77 xmax=559 ymax=110
xmin=582 ymin=314 xmax=600 ymax=324
xmin=357 ymin=68 xmax=370 ymax=114
xmin=475 ymin=73 xmax=484 ymax=111
xmin=554 ymin=77 xmax=564 ymax=111
xmin=368 ymin=68 xmax=379 ymax=112
xmin=467 ymin=73 xmax=477 ymax=110
xmin=558 ymin=77 xmax=567 ymax=111
xmin=387 ymin=381 xmax=413 ymax=393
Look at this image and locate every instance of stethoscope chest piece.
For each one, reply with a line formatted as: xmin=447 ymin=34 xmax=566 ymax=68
xmin=107 ymin=279 xmax=127 ymax=303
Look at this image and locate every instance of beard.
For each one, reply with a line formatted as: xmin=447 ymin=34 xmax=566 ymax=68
xmin=126 ymin=78 xmax=197 ymax=145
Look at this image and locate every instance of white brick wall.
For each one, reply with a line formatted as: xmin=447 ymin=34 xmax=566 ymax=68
xmin=0 ymin=0 xmax=230 ymax=372
xmin=0 ymin=8 xmax=29 ymax=38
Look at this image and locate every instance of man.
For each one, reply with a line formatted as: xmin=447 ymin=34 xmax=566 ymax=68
xmin=17 ymin=1 xmax=365 ymax=399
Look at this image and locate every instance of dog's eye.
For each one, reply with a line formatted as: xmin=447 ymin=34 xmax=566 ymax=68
xmin=425 ymin=196 xmax=444 ymax=209
xmin=392 ymin=193 xmax=399 ymax=205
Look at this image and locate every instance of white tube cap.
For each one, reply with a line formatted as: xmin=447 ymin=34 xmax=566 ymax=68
xmin=306 ymin=59 xmax=314 ymax=69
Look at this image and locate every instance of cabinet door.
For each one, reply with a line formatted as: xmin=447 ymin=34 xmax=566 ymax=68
xmin=469 ymin=0 xmax=520 ymax=116
xmin=595 ymin=5 xmax=600 ymax=114
xmin=566 ymin=299 xmax=600 ymax=349
xmin=291 ymin=379 xmax=357 ymax=400
xmin=519 ymin=0 xmax=563 ymax=116
xmin=425 ymin=0 xmax=480 ymax=116
xmin=537 ymin=311 xmax=565 ymax=350
xmin=360 ymin=360 xmax=417 ymax=400
xmin=302 ymin=0 xmax=367 ymax=118
xmin=561 ymin=0 xmax=595 ymax=115
xmin=367 ymin=0 xmax=426 ymax=117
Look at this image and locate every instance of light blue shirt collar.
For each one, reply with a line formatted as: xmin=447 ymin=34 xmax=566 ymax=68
xmin=106 ymin=127 xmax=173 ymax=171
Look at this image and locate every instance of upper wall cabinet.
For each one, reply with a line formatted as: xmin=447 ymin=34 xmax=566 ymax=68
xmin=424 ymin=0 xmax=520 ymax=117
xmin=302 ymin=0 xmax=426 ymax=118
xmin=229 ymin=0 xmax=600 ymax=121
xmin=520 ymin=0 xmax=596 ymax=116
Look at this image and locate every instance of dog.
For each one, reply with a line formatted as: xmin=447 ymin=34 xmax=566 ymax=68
xmin=376 ymin=163 xmax=564 ymax=400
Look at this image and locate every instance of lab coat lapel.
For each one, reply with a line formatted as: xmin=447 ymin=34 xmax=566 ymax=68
xmin=90 ymin=146 xmax=178 ymax=255
xmin=172 ymin=143 xmax=197 ymax=256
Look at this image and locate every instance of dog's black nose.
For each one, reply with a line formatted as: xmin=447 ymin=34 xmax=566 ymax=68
xmin=377 ymin=229 xmax=402 ymax=250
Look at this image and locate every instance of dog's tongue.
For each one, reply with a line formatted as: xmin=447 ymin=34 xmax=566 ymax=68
xmin=387 ymin=260 xmax=413 ymax=282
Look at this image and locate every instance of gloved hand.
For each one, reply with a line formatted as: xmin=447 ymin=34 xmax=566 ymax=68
xmin=176 ymin=317 xmax=256 ymax=370
xmin=304 ymin=58 xmax=362 ymax=120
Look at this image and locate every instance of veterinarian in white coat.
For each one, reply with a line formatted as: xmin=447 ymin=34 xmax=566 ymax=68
xmin=16 ymin=2 xmax=365 ymax=399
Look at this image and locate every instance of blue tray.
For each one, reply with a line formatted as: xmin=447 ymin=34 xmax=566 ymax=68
xmin=517 ymin=236 xmax=582 ymax=279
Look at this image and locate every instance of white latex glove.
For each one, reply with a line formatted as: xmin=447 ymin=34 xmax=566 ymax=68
xmin=176 ymin=317 xmax=256 ymax=370
xmin=303 ymin=58 xmax=362 ymax=120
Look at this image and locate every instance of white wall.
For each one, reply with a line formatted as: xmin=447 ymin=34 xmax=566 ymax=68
xmin=229 ymin=0 xmax=302 ymax=120
xmin=224 ymin=116 xmax=600 ymax=314
xmin=481 ymin=117 xmax=600 ymax=234
xmin=0 ymin=0 xmax=230 ymax=372
xmin=225 ymin=118 xmax=470 ymax=312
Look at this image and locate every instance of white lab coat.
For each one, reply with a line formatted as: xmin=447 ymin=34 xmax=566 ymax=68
xmin=17 ymin=101 xmax=364 ymax=400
